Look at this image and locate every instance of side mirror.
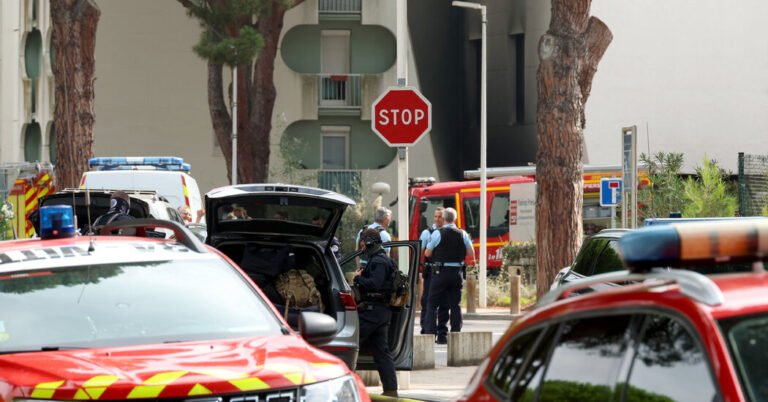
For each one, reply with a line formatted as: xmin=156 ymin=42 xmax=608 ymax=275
xmin=298 ymin=312 xmax=337 ymax=347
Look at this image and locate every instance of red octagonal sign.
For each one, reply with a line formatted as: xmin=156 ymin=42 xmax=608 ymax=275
xmin=372 ymin=87 xmax=432 ymax=147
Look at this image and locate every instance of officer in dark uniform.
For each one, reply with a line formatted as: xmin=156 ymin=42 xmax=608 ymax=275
xmin=423 ymin=207 xmax=476 ymax=344
xmin=92 ymin=191 xmax=134 ymax=234
xmin=419 ymin=207 xmax=446 ymax=334
xmin=353 ymin=228 xmax=398 ymax=397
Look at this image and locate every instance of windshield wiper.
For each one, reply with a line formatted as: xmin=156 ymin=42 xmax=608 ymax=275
xmin=0 ymin=346 xmax=84 ymax=354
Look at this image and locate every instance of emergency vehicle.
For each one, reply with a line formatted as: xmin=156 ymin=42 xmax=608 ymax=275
xmin=3 ymin=162 xmax=56 ymax=239
xmin=0 ymin=206 xmax=368 ymax=401
xmin=80 ymin=157 xmax=203 ymax=219
xmin=408 ymin=170 xmax=650 ymax=271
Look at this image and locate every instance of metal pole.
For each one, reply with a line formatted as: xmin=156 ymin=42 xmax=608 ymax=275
xmin=478 ymin=5 xmax=488 ymax=308
xmin=630 ymin=125 xmax=637 ymax=228
xmin=231 ymin=66 xmax=238 ymax=185
xmin=396 ymin=0 xmax=409 ymax=271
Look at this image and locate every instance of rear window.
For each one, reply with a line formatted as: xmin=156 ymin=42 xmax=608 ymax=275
xmin=0 ymin=258 xmax=282 ymax=353
xmin=214 ymin=196 xmax=335 ymax=237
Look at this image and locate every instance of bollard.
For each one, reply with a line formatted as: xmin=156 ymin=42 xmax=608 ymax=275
xmin=509 ymin=266 xmax=521 ymax=315
xmin=355 ymin=370 xmax=380 ymax=386
xmin=465 ymin=273 xmax=477 ymax=314
xmin=447 ymin=332 xmax=493 ymax=366
xmin=412 ymin=334 xmax=436 ymax=369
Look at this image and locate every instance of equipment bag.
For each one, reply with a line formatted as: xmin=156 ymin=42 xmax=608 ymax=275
xmin=275 ymin=269 xmax=324 ymax=312
xmin=389 ymin=265 xmax=410 ymax=308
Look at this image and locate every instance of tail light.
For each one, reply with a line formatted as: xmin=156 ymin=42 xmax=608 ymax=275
xmin=338 ymin=292 xmax=357 ymax=311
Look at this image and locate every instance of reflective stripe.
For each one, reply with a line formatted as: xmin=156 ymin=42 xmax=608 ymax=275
xmin=31 ymin=380 xmax=65 ymax=399
xmin=181 ymin=176 xmax=190 ymax=208
xmin=229 ymin=377 xmax=270 ymax=391
xmin=75 ymin=375 xmax=119 ymax=400
xmin=127 ymin=371 xmax=188 ymax=399
xmin=188 ymin=384 xmax=212 ymax=396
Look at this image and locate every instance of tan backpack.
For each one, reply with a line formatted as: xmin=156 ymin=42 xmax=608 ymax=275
xmin=275 ymin=269 xmax=324 ymax=313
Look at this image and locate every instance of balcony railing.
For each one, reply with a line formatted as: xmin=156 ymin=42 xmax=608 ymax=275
xmin=318 ymin=74 xmax=361 ymax=109
xmin=318 ymin=170 xmax=361 ymax=199
xmin=319 ymin=0 xmax=361 ymax=14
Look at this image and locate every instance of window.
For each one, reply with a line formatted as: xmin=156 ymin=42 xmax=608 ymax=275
xmin=538 ymin=315 xmax=633 ymax=401
xmin=488 ymin=329 xmax=542 ymax=399
xmin=320 ymin=30 xmax=350 ymax=106
xmin=592 ymin=240 xmax=623 ymax=276
xmin=48 ymin=122 xmax=56 ymax=163
xmin=624 ymin=314 xmax=719 ymax=402
xmin=488 ymin=193 xmax=510 ymax=237
xmin=462 ymin=197 xmax=480 ymax=239
xmin=23 ymin=122 xmax=42 ymax=162
xmin=417 ymin=196 xmax=455 ymax=233
xmin=321 ymin=127 xmax=349 ymax=170
xmin=570 ymin=238 xmax=608 ymax=276
xmin=721 ymin=313 xmax=768 ymax=401
xmin=511 ymin=325 xmax=558 ymax=401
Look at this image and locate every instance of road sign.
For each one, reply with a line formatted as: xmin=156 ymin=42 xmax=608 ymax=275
xmin=600 ymin=178 xmax=622 ymax=206
xmin=371 ymin=87 xmax=432 ymax=147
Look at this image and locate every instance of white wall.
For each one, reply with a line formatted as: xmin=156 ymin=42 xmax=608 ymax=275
xmin=586 ymin=0 xmax=768 ymax=172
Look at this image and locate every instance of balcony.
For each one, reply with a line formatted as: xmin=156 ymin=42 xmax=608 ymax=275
xmin=318 ymin=74 xmax=361 ymax=114
xmin=318 ymin=170 xmax=361 ymax=199
xmin=319 ymin=0 xmax=361 ymax=20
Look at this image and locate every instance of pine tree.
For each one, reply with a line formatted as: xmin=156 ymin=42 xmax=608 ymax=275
xmin=683 ymin=156 xmax=738 ymax=218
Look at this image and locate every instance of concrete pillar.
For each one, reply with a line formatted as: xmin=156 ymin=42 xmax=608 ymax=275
xmin=447 ymin=332 xmax=493 ymax=367
xmin=465 ymin=274 xmax=477 ymax=313
xmin=509 ymin=266 xmax=521 ymax=314
xmin=412 ymin=334 xmax=435 ymax=369
xmin=355 ymin=370 xmax=380 ymax=386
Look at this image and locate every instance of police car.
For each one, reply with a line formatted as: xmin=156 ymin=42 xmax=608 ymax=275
xmin=459 ymin=219 xmax=768 ymax=401
xmin=0 ymin=206 xmax=368 ymax=402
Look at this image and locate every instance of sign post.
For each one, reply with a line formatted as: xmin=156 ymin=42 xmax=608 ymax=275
xmin=621 ymin=126 xmax=637 ymax=228
xmin=600 ymin=178 xmax=622 ymax=229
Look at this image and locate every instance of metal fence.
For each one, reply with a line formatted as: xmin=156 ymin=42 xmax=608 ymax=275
xmin=738 ymin=152 xmax=768 ymax=216
xmin=319 ymin=0 xmax=361 ymax=14
xmin=318 ymin=170 xmax=361 ymax=199
xmin=318 ymin=74 xmax=361 ymax=108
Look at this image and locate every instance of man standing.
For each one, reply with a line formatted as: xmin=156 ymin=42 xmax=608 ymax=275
xmin=423 ymin=207 xmax=476 ymax=344
xmin=356 ymin=207 xmax=392 ymax=247
xmin=353 ymin=228 xmax=398 ymax=397
xmin=419 ymin=207 xmax=445 ymax=334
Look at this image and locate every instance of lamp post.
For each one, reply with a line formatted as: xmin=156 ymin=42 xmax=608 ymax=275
xmin=452 ymin=0 xmax=487 ymax=307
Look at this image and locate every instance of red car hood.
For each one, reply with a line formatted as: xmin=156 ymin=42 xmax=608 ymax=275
xmin=1 ymin=335 xmax=350 ymax=401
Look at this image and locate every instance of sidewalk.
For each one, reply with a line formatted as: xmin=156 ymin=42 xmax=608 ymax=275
xmin=415 ymin=306 xmax=522 ymax=321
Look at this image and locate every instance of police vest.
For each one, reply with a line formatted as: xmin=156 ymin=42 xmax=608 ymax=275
xmin=362 ymin=252 xmax=396 ymax=303
xmin=431 ymin=227 xmax=467 ymax=263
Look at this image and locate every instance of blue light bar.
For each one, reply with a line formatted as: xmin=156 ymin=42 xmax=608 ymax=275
xmin=39 ymin=205 xmax=76 ymax=239
xmin=619 ymin=225 xmax=681 ymax=270
xmin=88 ymin=157 xmax=190 ymax=172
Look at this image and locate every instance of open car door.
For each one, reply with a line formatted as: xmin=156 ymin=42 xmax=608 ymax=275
xmin=340 ymin=240 xmax=421 ymax=370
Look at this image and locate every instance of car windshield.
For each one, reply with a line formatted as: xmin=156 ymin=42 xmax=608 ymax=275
xmin=720 ymin=313 xmax=768 ymax=402
xmin=0 ymin=258 xmax=282 ymax=353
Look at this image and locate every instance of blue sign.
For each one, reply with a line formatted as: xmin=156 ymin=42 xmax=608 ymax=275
xmin=600 ymin=178 xmax=622 ymax=207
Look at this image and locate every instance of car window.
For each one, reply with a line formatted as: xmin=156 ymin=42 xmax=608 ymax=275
xmin=624 ymin=314 xmax=719 ymax=402
xmin=538 ymin=315 xmax=633 ymax=401
xmin=463 ymin=197 xmax=481 ymax=239
xmin=592 ymin=240 xmax=623 ymax=276
xmin=571 ymin=238 xmax=608 ymax=276
xmin=487 ymin=328 xmax=543 ymax=398
xmin=419 ymin=196 xmax=454 ymax=233
xmin=512 ymin=325 xmax=558 ymax=401
xmin=488 ymin=193 xmax=510 ymax=237
xmin=720 ymin=313 xmax=768 ymax=402
xmin=0 ymin=258 xmax=282 ymax=353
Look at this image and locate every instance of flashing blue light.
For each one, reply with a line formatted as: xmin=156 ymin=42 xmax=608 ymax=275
xmin=39 ymin=205 xmax=76 ymax=239
xmin=619 ymin=225 xmax=681 ymax=270
xmin=88 ymin=157 xmax=189 ymax=172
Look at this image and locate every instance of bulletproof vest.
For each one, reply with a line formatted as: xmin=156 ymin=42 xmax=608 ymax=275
xmin=431 ymin=226 xmax=467 ymax=263
xmin=362 ymin=252 xmax=395 ymax=303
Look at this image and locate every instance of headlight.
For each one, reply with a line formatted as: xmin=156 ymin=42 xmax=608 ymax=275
xmin=301 ymin=375 xmax=360 ymax=402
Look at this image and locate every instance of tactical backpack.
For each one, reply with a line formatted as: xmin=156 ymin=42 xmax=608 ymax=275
xmin=389 ymin=267 xmax=410 ymax=308
xmin=275 ymin=269 xmax=324 ymax=313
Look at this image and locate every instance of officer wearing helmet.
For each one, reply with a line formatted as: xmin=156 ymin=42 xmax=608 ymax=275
xmin=92 ymin=191 xmax=134 ymax=234
xmin=353 ymin=228 xmax=398 ymax=397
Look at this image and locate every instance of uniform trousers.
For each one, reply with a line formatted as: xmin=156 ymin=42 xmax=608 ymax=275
xmin=423 ymin=266 xmax=463 ymax=338
xmin=358 ymin=304 xmax=397 ymax=392
xmin=420 ymin=269 xmax=449 ymax=332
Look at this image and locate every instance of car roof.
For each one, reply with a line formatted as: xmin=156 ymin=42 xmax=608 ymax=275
xmin=589 ymin=228 xmax=632 ymax=239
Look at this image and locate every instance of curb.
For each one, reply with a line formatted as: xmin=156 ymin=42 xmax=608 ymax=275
xmin=415 ymin=311 xmax=521 ymax=321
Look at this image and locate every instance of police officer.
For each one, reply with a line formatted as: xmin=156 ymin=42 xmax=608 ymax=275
xmin=92 ymin=191 xmax=134 ymax=233
xmin=419 ymin=207 xmax=446 ymax=334
xmin=423 ymin=207 xmax=476 ymax=344
xmin=353 ymin=228 xmax=398 ymax=397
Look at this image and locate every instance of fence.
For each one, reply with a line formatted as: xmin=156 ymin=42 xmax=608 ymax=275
xmin=738 ymin=152 xmax=768 ymax=216
xmin=319 ymin=0 xmax=361 ymax=14
xmin=318 ymin=170 xmax=361 ymax=199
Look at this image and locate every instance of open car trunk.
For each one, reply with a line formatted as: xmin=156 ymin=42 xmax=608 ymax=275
xmin=216 ymin=240 xmax=340 ymax=329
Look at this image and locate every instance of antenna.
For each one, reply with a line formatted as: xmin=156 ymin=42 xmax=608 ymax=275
xmin=85 ymin=188 xmax=93 ymax=235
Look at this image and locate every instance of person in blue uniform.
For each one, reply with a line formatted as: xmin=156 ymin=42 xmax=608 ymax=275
xmin=419 ymin=207 xmax=446 ymax=334
xmin=353 ymin=228 xmax=398 ymax=397
xmin=423 ymin=207 xmax=476 ymax=344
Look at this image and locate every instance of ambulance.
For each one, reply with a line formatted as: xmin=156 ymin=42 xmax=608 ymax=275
xmin=80 ymin=157 xmax=203 ymax=219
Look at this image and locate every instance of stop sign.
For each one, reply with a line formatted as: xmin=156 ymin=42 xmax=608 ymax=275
xmin=371 ymin=87 xmax=432 ymax=147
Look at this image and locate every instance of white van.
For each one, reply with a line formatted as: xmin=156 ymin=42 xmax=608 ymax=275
xmin=80 ymin=157 xmax=204 ymax=219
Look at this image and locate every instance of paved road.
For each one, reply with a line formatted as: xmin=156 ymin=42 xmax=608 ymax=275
xmin=365 ymin=317 xmax=513 ymax=401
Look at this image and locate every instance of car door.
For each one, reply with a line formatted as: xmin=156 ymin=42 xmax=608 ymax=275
xmin=339 ymin=240 xmax=421 ymax=370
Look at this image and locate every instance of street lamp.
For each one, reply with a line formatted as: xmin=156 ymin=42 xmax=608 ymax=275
xmin=452 ymin=0 xmax=488 ymax=308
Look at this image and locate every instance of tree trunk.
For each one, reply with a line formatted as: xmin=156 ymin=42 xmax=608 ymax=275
xmin=535 ymin=0 xmax=612 ymax=297
xmin=50 ymin=0 xmax=100 ymax=189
